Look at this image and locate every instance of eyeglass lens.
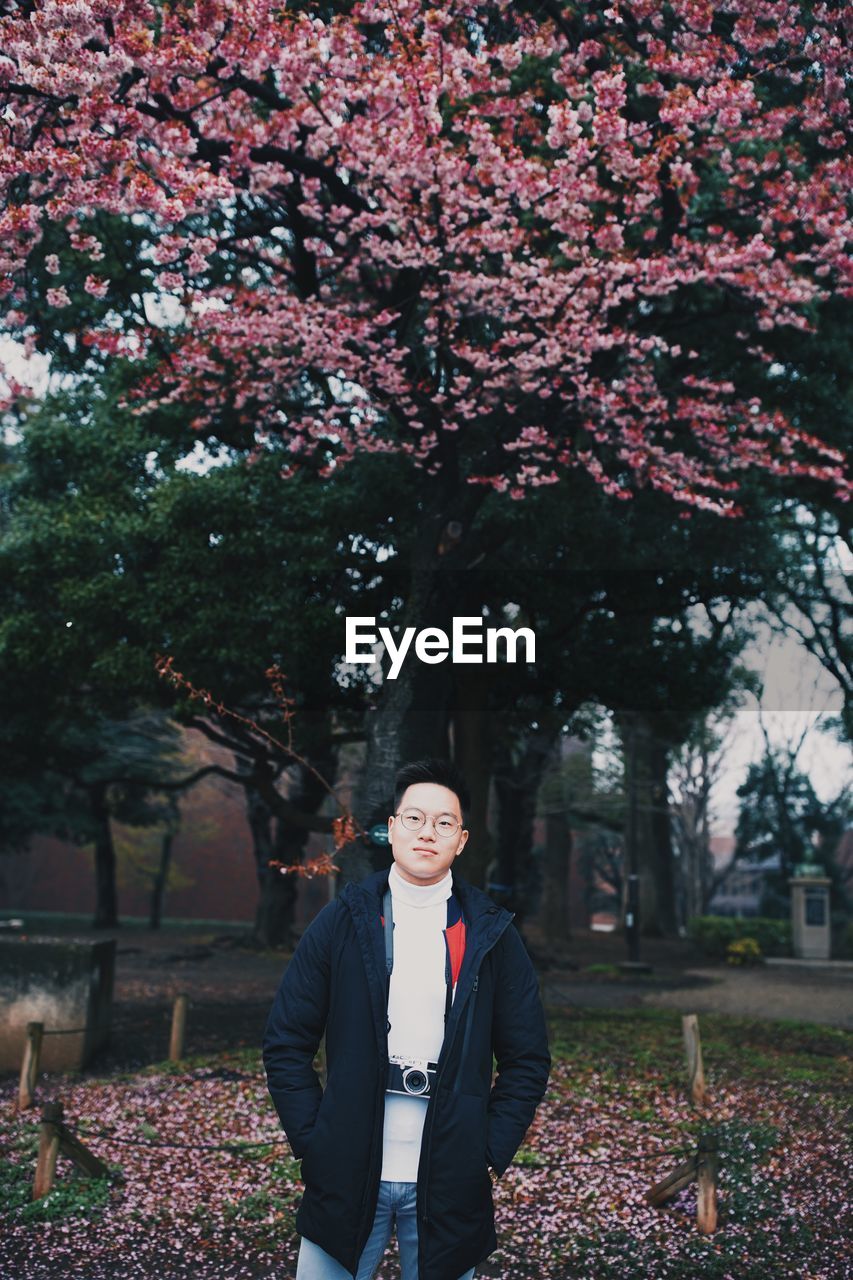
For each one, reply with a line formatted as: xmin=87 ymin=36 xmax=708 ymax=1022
xmin=399 ymin=810 xmax=459 ymax=837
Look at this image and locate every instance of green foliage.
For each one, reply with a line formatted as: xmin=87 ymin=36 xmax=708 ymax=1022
xmin=548 ymin=1005 xmax=852 ymax=1093
xmin=11 ymin=1172 xmax=116 ymax=1226
xmin=512 ymin=1147 xmax=548 ymax=1168
xmin=545 ymin=1009 xmax=846 ymax=1279
xmin=0 ymin=368 xmax=393 ymax=729
xmin=221 ymin=1167 xmax=300 ymax=1227
xmin=687 ymin=915 xmax=792 ymax=959
xmin=0 ymin=1116 xmax=119 ymax=1226
xmin=562 ymin=1117 xmax=812 ymax=1280
xmin=713 ymin=1116 xmax=784 ymax=1219
xmin=581 ymin=963 xmax=623 ymax=978
xmin=222 ymin=1189 xmax=281 ymax=1222
xmin=734 ymin=752 xmax=849 ymax=916
xmin=0 ymin=368 xmax=398 ymax=861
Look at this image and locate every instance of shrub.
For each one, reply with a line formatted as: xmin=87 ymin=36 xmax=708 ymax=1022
xmin=687 ymin=916 xmax=791 ymax=959
xmin=726 ymin=937 xmax=763 ymax=966
xmin=582 ymin=963 xmax=622 ymax=978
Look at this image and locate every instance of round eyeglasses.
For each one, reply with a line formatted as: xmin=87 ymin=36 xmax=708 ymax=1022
xmin=395 ymin=809 xmax=462 ymax=838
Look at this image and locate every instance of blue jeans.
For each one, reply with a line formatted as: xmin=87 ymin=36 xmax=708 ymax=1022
xmin=295 ymin=1180 xmax=476 ymax=1280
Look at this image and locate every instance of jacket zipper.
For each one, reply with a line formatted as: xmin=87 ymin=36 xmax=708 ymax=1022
xmin=452 ymin=975 xmax=478 ymax=1095
xmin=421 ymin=972 xmax=477 ymax=1229
xmin=420 ymin=910 xmax=511 ymax=1238
xmin=422 ymin=972 xmax=481 ymax=1233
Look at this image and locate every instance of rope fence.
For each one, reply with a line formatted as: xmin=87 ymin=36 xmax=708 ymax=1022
xmin=71 ymin=1128 xmax=289 ymax=1152
xmin=17 ymin=999 xmax=720 ymax=1234
xmin=506 ymin=1146 xmax=696 ymax=1167
xmin=27 ymin=1097 xmax=719 ymax=1235
xmin=56 ymin=1122 xmax=696 ymax=1165
xmin=17 ymin=994 xmax=193 ymax=1111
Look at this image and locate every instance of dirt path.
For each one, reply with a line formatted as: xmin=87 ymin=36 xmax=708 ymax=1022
xmin=543 ymin=962 xmax=853 ymax=1029
xmin=6 ymin=921 xmax=849 ymax=1079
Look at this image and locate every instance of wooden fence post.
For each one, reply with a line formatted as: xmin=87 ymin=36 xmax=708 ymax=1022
xmin=169 ymin=993 xmax=189 ymax=1061
xmin=696 ymin=1130 xmax=718 ymax=1234
xmin=644 ymin=1151 xmax=699 ymax=1208
xmin=33 ymin=1101 xmax=63 ymax=1200
xmin=682 ymin=1013 xmax=706 ymax=1106
xmin=18 ymin=1021 xmax=43 ymax=1111
xmin=57 ymin=1123 xmax=110 ymax=1179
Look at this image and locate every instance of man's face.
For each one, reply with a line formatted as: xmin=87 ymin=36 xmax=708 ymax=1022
xmin=388 ymin=782 xmax=469 ymax=887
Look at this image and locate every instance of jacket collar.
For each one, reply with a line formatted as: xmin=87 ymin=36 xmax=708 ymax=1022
xmin=341 ymin=865 xmax=512 ymax=933
xmin=339 ymin=867 xmax=514 ymax=1057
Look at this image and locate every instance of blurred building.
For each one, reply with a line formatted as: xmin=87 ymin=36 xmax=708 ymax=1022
xmin=707 ymin=851 xmax=783 ymax=917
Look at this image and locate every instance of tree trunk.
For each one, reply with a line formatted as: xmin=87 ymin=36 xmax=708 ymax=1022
xmin=348 ymin=547 xmax=454 ymax=885
xmin=693 ymin=745 xmax=713 ymax=919
xmin=257 ymin=823 xmax=299 ymax=949
xmin=491 ymin=728 xmax=557 ymax=932
xmin=149 ymin=832 xmax=173 ymax=930
xmin=247 ymin=780 xmax=299 ymax=949
xmin=89 ymin=781 xmax=119 ymax=929
xmin=686 ymin=794 xmax=714 ymax=922
xmin=251 ymin=752 xmax=338 ymax=947
xmin=670 ymin=741 xmax=716 ymax=926
xmin=619 ymin=712 xmax=679 ymax=938
xmin=347 ymin=489 xmax=494 ymax=885
xmin=543 ymin=808 xmax=573 ymax=952
xmin=647 ymin=727 xmax=678 ymax=936
xmin=451 ymin=663 xmax=493 ymax=888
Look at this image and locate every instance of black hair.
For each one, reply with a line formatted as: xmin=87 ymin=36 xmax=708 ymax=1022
xmin=393 ymin=757 xmax=470 ymax=817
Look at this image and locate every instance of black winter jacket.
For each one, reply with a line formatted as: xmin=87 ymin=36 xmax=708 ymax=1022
xmin=262 ymin=868 xmax=551 ymax=1280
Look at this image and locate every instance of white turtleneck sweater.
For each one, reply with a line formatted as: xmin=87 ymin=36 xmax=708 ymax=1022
xmin=380 ymin=861 xmax=453 ymax=1183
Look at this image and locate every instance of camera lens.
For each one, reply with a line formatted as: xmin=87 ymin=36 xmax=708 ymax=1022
xmin=403 ymin=1068 xmax=428 ymax=1094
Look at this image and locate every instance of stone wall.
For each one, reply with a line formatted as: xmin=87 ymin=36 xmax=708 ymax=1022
xmin=0 ymin=937 xmax=115 ymax=1072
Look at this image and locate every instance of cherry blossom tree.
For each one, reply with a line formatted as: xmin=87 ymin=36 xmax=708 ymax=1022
xmin=1 ymin=0 xmax=849 ymax=860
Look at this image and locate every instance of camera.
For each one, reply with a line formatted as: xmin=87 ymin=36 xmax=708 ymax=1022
xmin=387 ymin=1054 xmax=438 ymax=1098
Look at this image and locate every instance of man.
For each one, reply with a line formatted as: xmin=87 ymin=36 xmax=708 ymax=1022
xmin=262 ymin=758 xmax=551 ymax=1280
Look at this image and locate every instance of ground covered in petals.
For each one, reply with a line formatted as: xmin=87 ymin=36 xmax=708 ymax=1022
xmin=1 ymin=1007 xmax=850 ymax=1280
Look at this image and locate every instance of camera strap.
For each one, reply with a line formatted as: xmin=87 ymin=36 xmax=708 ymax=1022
xmin=383 ymin=886 xmax=394 ymax=981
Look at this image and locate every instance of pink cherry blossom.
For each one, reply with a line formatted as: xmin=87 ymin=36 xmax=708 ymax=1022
xmin=84 ymin=274 xmax=110 ymax=299
xmin=0 ymin=0 xmax=848 ymax=511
